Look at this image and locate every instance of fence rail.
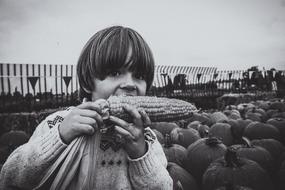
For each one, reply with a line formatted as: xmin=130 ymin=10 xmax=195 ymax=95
xmin=1 ymin=63 xmax=285 ymax=112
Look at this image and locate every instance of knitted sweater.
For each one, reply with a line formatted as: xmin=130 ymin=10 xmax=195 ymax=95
xmin=0 ymin=108 xmax=173 ymax=190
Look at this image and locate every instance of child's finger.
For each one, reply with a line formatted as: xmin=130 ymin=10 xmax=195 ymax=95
xmin=77 ymin=109 xmax=104 ymax=127
xmin=114 ymin=125 xmax=135 ymax=141
xmin=108 ymin=116 xmax=132 ymax=133
xmin=77 ymin=115 xmax=97 ymax=126
xmin=77 ymin=99 xmax=109 ymax=115
xmin=122 ymin=104 xmax=143 ymax=126
xmin=138 ymin=109 xmax=151 ymax=128
xmin=77 ymin=123 xmax=95 ymax=135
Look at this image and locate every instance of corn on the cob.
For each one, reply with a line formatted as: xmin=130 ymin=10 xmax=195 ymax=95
xmin=106 ymin=96 xmax=197 ymax=122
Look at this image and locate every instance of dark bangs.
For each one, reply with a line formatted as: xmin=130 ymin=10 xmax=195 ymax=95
xmin=95 ymin=26 xmax=155 ymax=89
xmin=77 ymin=26 xmax=155 ymax=96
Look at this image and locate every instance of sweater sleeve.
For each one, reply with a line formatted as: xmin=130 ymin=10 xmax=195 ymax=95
xmin=128 ymin=128 xmax=173 ymax=190
xmin=0 ymin=110 xmax=69 ymax=190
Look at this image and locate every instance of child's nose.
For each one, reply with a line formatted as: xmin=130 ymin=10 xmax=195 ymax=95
xmin=120 ymin=73 xmax=137 ymax=91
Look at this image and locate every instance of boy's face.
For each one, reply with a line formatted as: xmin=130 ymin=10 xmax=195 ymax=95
xmin=91 ymin=67 xmax=147 ymax=101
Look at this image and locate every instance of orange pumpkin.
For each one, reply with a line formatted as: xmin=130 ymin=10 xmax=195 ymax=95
xmin=278 ymin=160 xmax=285 ymax=190
xmin=210 ymin=112 xmax=229 ymax=124
xmin=243 ymin=121 xmax=281 ymax=142
xmin=226 ymin=119 xmax=251 ymax=144
xmin=209 ymin=123 xmax=234 ymax=146
xmin=167 ymin=162 xmax=199 ymax=190
xmin=170 ymin=127 xmax=201 ymax=148
xmin=187 ymin=121 xmax=210 ymax=138
xmin=185 ymin=137 xmax=227 ymax=183
xmin=266 ymin=118 xmax=285 ymax=144
xmin=150 ymin=122 xmax=179 ymax=136
xmin=231 ymin=137 xmax=275 ymax=174
xmin=202 ymin=147 xmax=273 ymax=190
xmin=163 ymin=134 xmax=187 ymax=167
xmin=188 ymin=112 xmax=214 ymax=126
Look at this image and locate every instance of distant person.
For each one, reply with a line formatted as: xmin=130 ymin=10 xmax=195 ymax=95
xmin=0 ymin=26 xmax=172 ymax=189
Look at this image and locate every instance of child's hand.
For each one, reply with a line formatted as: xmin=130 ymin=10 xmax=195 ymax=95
xmin=58 ymin=99 xmax=106 ymax=144
xmin=108 ymin=104 xmax=151 ymax=159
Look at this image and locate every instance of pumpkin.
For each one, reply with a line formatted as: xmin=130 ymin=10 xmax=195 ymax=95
xmin=278 ymin=160 xmax=285 ymax=190
xmin=170 ymin=127 xmax=201 ymax=148
xmin=231 ymin=137 xmax=275 ymax=174
xmin=224 ymin=106 xmax=241 ymax=120
xmin=244 ymin=112 xmax=262 ymax=122
xmin=251 ymin=138 xmax=285 ymax=163
xmin=237 ymin=103 xmax=255 ymax=114
xmin=167 ymin=162 xmax=199 ymax=190
xmin=272 ymin=111 xmax=285 ymax=119
xmin=225 ymin=105 xmax=238 ymax=110
xmin=0 ymin=130 xmax=30 ymax=149
xmin=151 ymin=129 xmax=164 ymax=144
xmin=268 ymin=101 xmax=285 ymax=112
xmin=185 ymin=137 xmax=227 ymax=183
xmin=227 ymin=119 xmax=251 ymax=144
xmin=255 ymin=100 xmax=271 ymax=111
xmin=209 ymin=123 xmax=234 ymax=146
xmin=0 ymin=145 xmax=11 ymax=164
xmin=245 ymin=107 xmax=267 ymax=122
xmin=187 ymin=121 xmax=210 ymax=138
xmin=243 ymin=121 xmax=281 ymax=142
xmin=202 ymin=147 xmax=273 ymax=190
xmin=266 ymin=118 xmax=285 ymax=144
xmin=188 ymin=112 xmax=214 ymax=126
xmin=174 ymin=120 xmax=188 ymax=128
xmin=266 ymin=109 xmax=280 ymax=118
xmin=210 ymin=111 xmax=229 ymax=124
xmin=150 ymin=122 xmax=179 ymax=136
xmin=162 ymin=134 xmax=187 ymax=167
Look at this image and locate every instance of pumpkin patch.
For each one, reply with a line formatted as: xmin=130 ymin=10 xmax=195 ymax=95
xmin=1 ymin=95 xmax=284 ymax=190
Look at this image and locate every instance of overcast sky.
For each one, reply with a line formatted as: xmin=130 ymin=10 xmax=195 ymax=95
xmin=1 ymin=0 xmax=285 ymax=71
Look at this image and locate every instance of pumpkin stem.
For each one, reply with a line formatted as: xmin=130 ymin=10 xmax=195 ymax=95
xmin=202 ymin=129 xmax=209 ymax=138
xmin=241 ymin=136 xmax=252 ymax=148
xmin=205 ymin=136 xmax=222 ymax=146
xmin=164 ymin=134 xmax=172 ymax=148
xmin=225 ymin=146 xmax=240 ymax=168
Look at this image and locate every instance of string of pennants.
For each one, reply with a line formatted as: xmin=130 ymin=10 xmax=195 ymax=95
xmin=27 ymin=76 xmax=73 ymax=91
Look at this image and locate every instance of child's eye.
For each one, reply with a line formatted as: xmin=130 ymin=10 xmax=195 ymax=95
xmin=134 ymin=73 xmax=145 ymax=80
xmin=109 ymin=71 xmax=121 ymax=77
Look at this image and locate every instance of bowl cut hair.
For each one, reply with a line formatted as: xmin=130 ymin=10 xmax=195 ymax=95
xmin=77 ymin=26 xmax=155 ymax=100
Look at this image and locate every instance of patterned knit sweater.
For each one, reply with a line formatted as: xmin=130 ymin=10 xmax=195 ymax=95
xmin=0 ymin=108 xmax=173 ymax=190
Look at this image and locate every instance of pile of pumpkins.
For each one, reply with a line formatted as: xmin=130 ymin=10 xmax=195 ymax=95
xmin=0 ymin=97 xmax=284 ymax=190
xmin=151 ymin=97 xmax=285 ymax=190
xmin=0 ymin=130 xmax=30 ymax=170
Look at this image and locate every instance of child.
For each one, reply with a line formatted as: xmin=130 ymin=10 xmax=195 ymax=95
xmin=0 ymin=26 xmax=173 ymax=189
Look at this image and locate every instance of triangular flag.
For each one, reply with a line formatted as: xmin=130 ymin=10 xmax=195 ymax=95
xmin=228 ymin=72 xmax=232 ymax=79
xmin=27 ymin=76 xmax=39 ymax=91
xmin=63 ymin=76 xmax=72 ymax=88
xmin=197 ymin=73 xmax=202 ymax=82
